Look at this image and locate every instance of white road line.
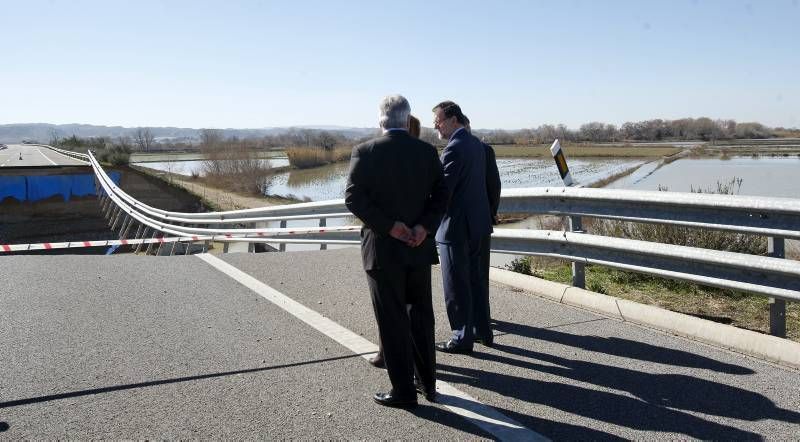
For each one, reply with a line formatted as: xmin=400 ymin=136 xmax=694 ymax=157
xmin=0 ymin=151 xmax=17 ymax=166
xmin=197 ymin=253 xmax=547 ymax=442
xmin=36 ymin=148 xmax=59 ymax=165
xmin=43 ymin=147 xmax=90 ymax=165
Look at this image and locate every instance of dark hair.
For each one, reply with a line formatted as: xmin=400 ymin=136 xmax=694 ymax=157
xmin=409 ymin=115 xmax=421 ymax=138
xmin=432 ymin=100 xmax=467 ymax=125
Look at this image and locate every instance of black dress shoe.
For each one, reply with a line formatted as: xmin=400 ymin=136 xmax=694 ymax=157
xmin=414 ymin=380 xmax=437 ymax=402
xmin=477 ymin=336 xmax=494 ymax=347
xmin=373 ymin=391 xmax=417 ymax=409
xmin=368 ymin=353 xmax=385 ymax=369
xmin=436 ymin=340 xmax=473 ymax=354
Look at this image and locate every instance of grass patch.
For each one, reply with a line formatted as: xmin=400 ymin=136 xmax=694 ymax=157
xmin=505 ymin=257 xmax=800 ymax=341
xmin=201 ymin=144 xmax=273 ymax=195
xmin=286 ymin=146 xmax=351 ymax=168
xmin=94 ymin=146 xmax=132 ymax=166
xmin=502 ymin=176 xmax=797 ymax=340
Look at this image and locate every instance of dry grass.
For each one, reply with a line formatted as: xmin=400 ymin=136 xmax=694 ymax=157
xmin=201 ymin=144 xmax=273 ymax=195
xmin=286 ymin=146 xmax=351 ymax=168
xmin=519 ymin=262 xmax=800 ymax=342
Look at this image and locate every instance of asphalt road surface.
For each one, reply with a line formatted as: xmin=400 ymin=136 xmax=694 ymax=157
xmin=0 ymin=144 xmax=86 ymax=167
xmin=1 ymin=249 xmax=799 ymax=439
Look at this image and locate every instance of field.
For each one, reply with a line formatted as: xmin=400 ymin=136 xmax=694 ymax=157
xmin=491 ymin=144 xmax=683 ymax=158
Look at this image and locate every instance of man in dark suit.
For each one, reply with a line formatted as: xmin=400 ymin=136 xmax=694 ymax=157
xmin=432 ymin=101 xmax=493 ymax=354
xmin=465 ymin=115 xmax=502 ymax=347
xmin=346 ymin=95 xmax=448 ymax=408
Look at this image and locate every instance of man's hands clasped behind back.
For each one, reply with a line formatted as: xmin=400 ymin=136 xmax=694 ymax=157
xmin=389 ymin=221 xmax=428 ymax=248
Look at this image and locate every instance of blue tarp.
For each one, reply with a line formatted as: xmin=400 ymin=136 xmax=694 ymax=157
xmin=0 ymin=172 xmax=121 ymax=203
xmin=0 ymin=176 xmax=27 ymax=202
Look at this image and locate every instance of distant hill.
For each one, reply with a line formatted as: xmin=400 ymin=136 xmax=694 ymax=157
xmin=0 ymin=123 xmax=378 ymax=144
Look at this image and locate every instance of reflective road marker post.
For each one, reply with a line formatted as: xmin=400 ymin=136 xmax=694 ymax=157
xmin=550 ymin=139 xmax=585 ymax=288
xmin=550 ymin=139 xmax=574 ymax=187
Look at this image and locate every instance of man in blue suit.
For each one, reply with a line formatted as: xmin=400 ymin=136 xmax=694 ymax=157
xmin=432 ymin=101 xmax=493 ymax=354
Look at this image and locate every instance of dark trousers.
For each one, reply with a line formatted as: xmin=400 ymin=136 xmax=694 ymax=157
xmin=438 ymin=236 xmax=484 ymax=346
xmin=472 ymin=233 xmax=492 ymax=341
xmin=365 ymin=265 xmax=436 ymax=398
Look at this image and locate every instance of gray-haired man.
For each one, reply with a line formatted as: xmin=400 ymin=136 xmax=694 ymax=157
xmin=345 ymin=95 xmax=449 ymax=408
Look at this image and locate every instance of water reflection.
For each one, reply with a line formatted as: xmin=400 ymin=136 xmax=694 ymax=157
xmin=606 ymin=156 xmax=800 ymax=197
xmin=132 ymin=158 xmax=290 ymax=176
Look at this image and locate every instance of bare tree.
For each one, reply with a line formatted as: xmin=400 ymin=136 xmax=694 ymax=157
xmin=116 ymin=136 xmax=133 ymax=151
xmin=134 ymin=127 xmax=156 ymax=151
xmin=200 ymin=129 xmax=223 ymax=149
xmin=49 ymin=129 xmax=61 ymax=146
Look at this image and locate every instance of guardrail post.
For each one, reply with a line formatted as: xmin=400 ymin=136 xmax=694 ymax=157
xmin=768 ymin=237 xmax=786 ymax=337
xmin=145 ymin=231 xmax=157 ymax=255
xmin=569 ymin=216 xmax=586 ymax=289
xmin=120 ymin=216 xmax=134 ymax=239
xmin=135 ymin=227 xmax=150 ymax=254
xmin=247 ymin=224 xmax=255 ymax=253
xmin=319 ymin=218 xmax=327 ymax=250
xmin=279 ymin=220 xmax=287 ymax=252
xmin=169 ymin=240 xmax=178 ymax=256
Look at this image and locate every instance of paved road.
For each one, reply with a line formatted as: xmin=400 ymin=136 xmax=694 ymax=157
xmin=0 ymin=144 xmax=86 ymax=167
xmin=2 ymin=249 xmax=799 ymax=439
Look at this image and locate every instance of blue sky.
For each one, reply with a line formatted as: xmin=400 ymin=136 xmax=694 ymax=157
xmin=1 ymin=0 xmax=798 ymax=129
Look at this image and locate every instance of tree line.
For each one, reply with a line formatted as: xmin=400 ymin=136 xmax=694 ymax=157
xmin=49 ymin=117 xmax=797 ymax=153
xmin=474 ymin=118 xmax=785 ymax=144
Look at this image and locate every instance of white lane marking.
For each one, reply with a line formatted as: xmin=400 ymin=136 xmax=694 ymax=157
xmin=43 ymin=146 xmax=90 ymax=165
xmin=197 ymin=253 xmax=547 ymax=442
xmin=35 ymin=148 xmax=59 ymax=165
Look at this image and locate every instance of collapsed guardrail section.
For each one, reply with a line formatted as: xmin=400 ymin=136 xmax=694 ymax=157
xmin=8 ymin=145 xmax=799 ymax=336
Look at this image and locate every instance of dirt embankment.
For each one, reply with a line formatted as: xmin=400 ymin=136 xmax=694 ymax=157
xmin=130 ymin=165 xmax=296 ymax=211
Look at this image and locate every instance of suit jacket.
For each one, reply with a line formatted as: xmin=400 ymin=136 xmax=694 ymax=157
xmin=483 ymin=141 xmax=502 ymax=226
xmin=345 ymin=130 xmax=448 ymax=271
xmin=435 ymin=128 xmax=492 ymax=243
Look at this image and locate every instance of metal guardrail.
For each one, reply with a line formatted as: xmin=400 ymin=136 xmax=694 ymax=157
xmin=31 ymin=144 xmax=91 ymax=164
xmin=499 ymin=187 xmax=800 ymax=240
xmin=30 ymin=145 xmax=800 ymax=337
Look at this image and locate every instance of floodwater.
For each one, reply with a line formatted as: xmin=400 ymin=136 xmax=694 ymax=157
xmin=259 ymin=157 xmax=644 ymax=253
xmin=605 ymin=155 xmax=800 ymax=198
xmin=132 ymin=158 xmax=290 ymax=176
xmin=265 ymin=157 xmax=646 ymax=201
xmin=492 ymin=154 xmax=800 ymax=268
xmin=134 ymin=153 xmax=800 ymax=258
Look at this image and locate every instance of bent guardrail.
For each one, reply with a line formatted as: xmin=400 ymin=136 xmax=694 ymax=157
xmin=23 ymin=146 xmax=799 ymax=337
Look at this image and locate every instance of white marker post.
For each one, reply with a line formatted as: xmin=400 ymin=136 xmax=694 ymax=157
xmin=550 ymin=138 xmax=584 ymax=287
xmin=549 ymin=139 xmax=574 ymax=186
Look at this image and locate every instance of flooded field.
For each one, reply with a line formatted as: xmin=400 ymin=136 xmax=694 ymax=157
xmin=265 ymin=157 xmax=646 ymax=201
xmin=132 ymin=158 xmax=290 ymax=176
xmin=606 ymin=155 xmax=800 ymax=197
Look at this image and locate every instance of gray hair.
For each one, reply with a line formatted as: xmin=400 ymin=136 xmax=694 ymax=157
xmin=378 ymin=94 xmax=410 ymax=130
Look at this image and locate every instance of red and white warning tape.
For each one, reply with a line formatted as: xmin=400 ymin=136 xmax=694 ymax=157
xmin=0 ymin=226 xmax=362 ymax=253
xmin=0 ymin=236 xmax=208 ymax=253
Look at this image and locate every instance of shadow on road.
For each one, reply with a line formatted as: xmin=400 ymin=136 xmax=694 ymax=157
xmin=0 ymin=353 xmax=365 ymax=409
xmin=438 ymin=361 xmax=763 ymax=440
xmin=457 ymin=320 xmax=800 ymax=438
xmin=492 ymin=319 xmax=754 ymax=374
